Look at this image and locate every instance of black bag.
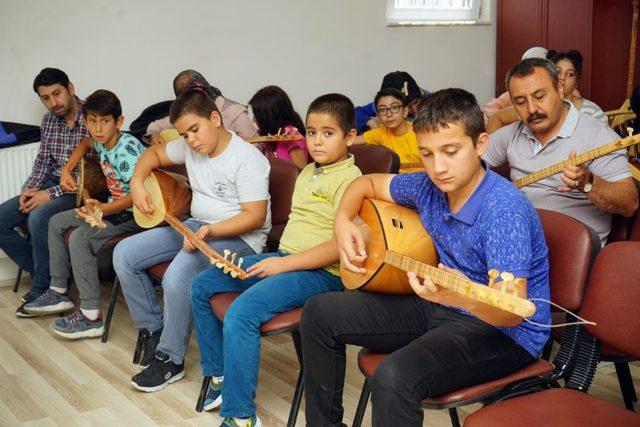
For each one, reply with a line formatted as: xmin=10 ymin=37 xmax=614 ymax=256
xmin=127 ymin=100 xmax=173 ymax=141
xmin=0 ymin=121 xmax=41 ymax=147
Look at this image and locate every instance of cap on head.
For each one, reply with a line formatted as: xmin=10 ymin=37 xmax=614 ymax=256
xmin=380 ymin=71 xmax=424 ymax=104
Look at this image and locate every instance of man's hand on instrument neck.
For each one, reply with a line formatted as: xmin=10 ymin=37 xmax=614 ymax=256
xmin=335 ymin=212 xmax=367 ymax=274
xmin=558 ymin=150 xmax=591 ymax=192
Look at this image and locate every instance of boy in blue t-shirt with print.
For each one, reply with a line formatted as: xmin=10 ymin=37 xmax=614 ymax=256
xmin=301 ymin=88 xmax=551 ymax=426
xmin=24 ymin=90 xmax=144 ymax=339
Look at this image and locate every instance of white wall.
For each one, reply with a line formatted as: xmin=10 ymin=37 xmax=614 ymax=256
xmin=0 ymin=0 xmax=497 ymax=129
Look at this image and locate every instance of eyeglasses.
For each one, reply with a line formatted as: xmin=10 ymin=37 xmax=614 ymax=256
xmin=377 ymin=104 xmax=403 ymax=116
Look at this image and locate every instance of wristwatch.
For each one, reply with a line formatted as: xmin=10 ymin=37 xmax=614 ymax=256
xmin=582 ymin=171 xmax=594 ymax=193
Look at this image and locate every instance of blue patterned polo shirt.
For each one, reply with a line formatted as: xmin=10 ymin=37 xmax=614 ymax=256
xmin=389 ymin=167 xmax=550 ymax=356
xmin=93 ymin=133 xmax=145 ymax=205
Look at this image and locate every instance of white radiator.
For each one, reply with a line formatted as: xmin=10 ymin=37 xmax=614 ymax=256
xmin=0 ymin=142 xmax=40 ymax=204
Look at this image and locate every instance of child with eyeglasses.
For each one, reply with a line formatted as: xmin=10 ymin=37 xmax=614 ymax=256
xmin=354 ymin=88 xmax=422 ymax=173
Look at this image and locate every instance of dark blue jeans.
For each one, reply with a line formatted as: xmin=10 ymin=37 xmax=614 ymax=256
xmin=190 ymin=251 xmax=343 ymax=419
xmin=0 ymin=179 xmax=75 ymax=297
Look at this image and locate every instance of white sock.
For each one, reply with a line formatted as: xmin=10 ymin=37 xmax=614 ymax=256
xmin=50 ymin=286 xmax=67 ymax=294
xmin=81 ymin=308 xmax=100 ymax=320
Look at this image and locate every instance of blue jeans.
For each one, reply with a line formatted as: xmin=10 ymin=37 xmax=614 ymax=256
xmin=0 ymin=179 xmax=75 ymax=296
xmin=113 ymin=219 xmax=255 ymax=364
xmin=190 ymin=251 xmax=343 ymax=419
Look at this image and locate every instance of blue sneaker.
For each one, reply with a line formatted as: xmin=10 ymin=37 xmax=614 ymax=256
xmin=51 ymin=310 xmax=104 ymax=339
xmin=203 ymin=379 xmax=223 ymax=411
xmin=220 ymin=415 xmax=262 ymax=427
xmin=24 ymin=289 xmax=74 ymax=315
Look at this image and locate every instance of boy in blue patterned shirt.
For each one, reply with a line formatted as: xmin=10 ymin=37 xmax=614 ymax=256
xmin=24 ymin=90 xmax=145 ymax=339
xmin=301 ymin=88 xmax=551 ymax=426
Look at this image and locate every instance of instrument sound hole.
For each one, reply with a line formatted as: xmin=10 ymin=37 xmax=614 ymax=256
xmin=391 ymin=218 xmax=404 ymax=229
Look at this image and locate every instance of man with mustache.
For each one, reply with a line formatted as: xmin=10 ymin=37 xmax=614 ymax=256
xmin=484 ymin=58 xmax=638 ymax=247
xmin=0 ymin=68 xmax=89 ymax=316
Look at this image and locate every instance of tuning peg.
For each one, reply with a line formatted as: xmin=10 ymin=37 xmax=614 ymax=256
xmin=487 ymin=269 xmax=500 ymax=286
xmin=237 ymin=258 xmax=244 ymax=269
xmin=222 ymin=265 xmax=231 ymax=274
xmin=230 ymin=252 xmax=237 ymax=264
xmin=230 ymin=271 xmax=238 ymax=278
xmin=223 ymin=249 xmax=231 ymax=260
xmin=500 ymin=271 xmax=515 ymax=282
xmin=215 ymin=261 xmax=225 ymax=268
xmin=627 ymin=127 xmax=634 ymax=137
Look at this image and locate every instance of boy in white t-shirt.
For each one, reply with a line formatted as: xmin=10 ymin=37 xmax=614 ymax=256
xmin=113 ymin=89 xmax=271 ymax=392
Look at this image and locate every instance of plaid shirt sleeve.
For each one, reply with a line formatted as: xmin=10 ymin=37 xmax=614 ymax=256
xmin=23 ymin=116 xmax=54 ymax=192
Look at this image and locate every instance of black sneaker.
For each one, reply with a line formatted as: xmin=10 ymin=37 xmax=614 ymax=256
xmin=15 ymin=303 xmax=37 ymax=318
xmin=139 ymin=327 xmax=163 ymax=369
xmin=21 ymin=291 xmax=39 ymax=304
xmin=131 ymin=351 xmax=184 ymax=392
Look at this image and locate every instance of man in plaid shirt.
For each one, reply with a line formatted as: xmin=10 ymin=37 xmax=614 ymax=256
xmin=0 ymin=68 xmax=89 ymax=317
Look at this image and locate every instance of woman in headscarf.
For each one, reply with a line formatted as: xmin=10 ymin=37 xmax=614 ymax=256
xmin=145 ymin=70 xmax=257 ymax=144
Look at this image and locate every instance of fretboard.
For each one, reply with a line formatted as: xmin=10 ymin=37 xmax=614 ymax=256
xmin=384 ymin=250 xmax=469 ymax=294
xmin=514 ymin=134 xmax=640 ymax=188
xmin=383 ymin=250 xmax=536 ymax=317
xmin=245 ymin=134 xmax=301 ymax=144
xmin=164 ymin=213 xmax=247 ymax=279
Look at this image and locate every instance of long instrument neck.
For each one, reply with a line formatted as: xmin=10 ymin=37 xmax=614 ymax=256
xmin=164 ymin=213 xmax=218 ymax=260
xmin=515 ymin=135 xmax=640 ymax=188
xmin=384 ymin=250 xmax=470 ymax=293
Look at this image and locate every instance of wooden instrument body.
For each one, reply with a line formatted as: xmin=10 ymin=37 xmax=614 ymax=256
xmin=340 ymin=199 xmax=438 ymax=294
xmin=133 ymin=170 xmax=247 ymax=279
xmin=134 ymin=170 xmax=191 ymax=229
xmin=76 ymin=157 xmax=108 ymax=207
xmin=341 ymin=199 xmax=536 ymax=326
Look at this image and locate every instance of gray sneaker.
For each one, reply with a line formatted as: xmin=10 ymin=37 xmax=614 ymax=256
xmin=24 ymin=289 xmax=74 ymax=315
xmin=51 ymin=310 xmax=104 ymax=339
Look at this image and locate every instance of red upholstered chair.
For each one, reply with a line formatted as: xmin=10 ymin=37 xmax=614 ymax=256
xmin=351 ymin=209 xmax=600 ymax=427
xmin=465 ymin=242 xmax=640 ymax=427
xmin=349 ymin=144 xmax=400 ymax=175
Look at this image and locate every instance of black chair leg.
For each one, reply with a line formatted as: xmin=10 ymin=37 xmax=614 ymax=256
xmin=196 ymin=376 xmax=211 ymax=412
xmin=352 ymin=378 xmax=372 ymax=427
xmin=449 ymin=408 xmax=461 ymax=427
xmin=101 ymin=276 xmax=120 ymax=343
xmin=133 ymin=329 xmax=149 ymax=364
xmin=287 ymin=330 xmax=304 ymax=427
xmin=12 ymin=268 xmax=23 ymax=293
xmin=614 ymin=362 xmax=637 ymax=411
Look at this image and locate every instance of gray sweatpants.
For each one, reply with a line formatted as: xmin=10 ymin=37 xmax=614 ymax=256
xmin=48 ymin=209 xmax=141 ymax=310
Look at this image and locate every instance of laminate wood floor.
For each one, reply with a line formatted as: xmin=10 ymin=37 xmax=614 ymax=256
xmin=0 ymin=278 xmax=637 ymax=426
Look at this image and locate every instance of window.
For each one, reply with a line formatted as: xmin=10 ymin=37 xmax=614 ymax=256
xmin=385 ymin=0 xmax=485 ymax=25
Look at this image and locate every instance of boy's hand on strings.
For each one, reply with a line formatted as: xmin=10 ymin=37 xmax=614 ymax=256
xmin=408 ymin=264 xmax=474 ymax=308
xmin=335 ymin=216 xmax=367 ymax=274
xmin=131 ymin=180 xmax=155 ymax=216
xmin=184 ymin=225 xmax=213 ymax=252
xmin=246 ymin=256 xmax=289 ymax=278
xmin=60 ymin=168 xmax=77 ymax=192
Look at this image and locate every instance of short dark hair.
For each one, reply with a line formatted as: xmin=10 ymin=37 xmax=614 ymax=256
xmin=374 ymin=88 xmax=406 ymax=107
xmin=248 ymin=85 xmax=305 ymax=136
xmin=83 ymin=89 xmax=122 ymax=120
xmin=33 ymin=68 xmax=70 ymax=93
xmin=505 ymin=58 xmax=559 ymax=91
xmin=306 ymin=93 xmax=355 ymax=135
xmin=412 ymin=88 xmax=485 ymax=144
xmin=169 ymin=89 xmax=221 ymax=124
xmin=546 ymin=49 xmax=584 ymax=79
